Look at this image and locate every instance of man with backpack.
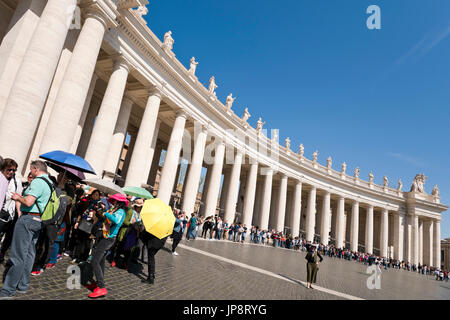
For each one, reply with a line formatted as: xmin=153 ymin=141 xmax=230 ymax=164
xmin=31 ymin=176 xmax=68 ymax=275
xmin=0 ymin=161 xmax=55 ymax=299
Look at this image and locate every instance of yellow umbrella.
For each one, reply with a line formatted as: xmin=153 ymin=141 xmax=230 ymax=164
xmin=140 ymin=198 xmax=175 ymax=239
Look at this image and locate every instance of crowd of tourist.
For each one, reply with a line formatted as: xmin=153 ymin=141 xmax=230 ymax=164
xmin=0 ymin=155 xmax=447 ymax=300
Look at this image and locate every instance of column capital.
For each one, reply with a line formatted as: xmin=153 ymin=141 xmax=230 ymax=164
xmin=112 ymin=55 xmax=134 ymax=73
xmin=148 ymin=85 xmax=164 ymax=99
xmin=81 ymin=0 xmax=118 ymax=29
xmin=175 ymin=109 xmax=188 ymax=119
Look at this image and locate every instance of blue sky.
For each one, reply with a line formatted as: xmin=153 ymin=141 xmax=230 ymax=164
xmin=144 ymin=0 xmax=450 ymax=237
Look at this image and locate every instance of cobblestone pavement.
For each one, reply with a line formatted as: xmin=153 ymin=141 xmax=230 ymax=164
xmin=1 ymin=238 xmax=449 ymax=300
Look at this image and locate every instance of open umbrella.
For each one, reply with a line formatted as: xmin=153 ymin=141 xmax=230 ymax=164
xmin=39 ymin=150 xmax=95 ymax=175
xmin=83 ymin=178 xmax=125 ymax=195
xmin=140 ymin=198 xmax=175 ymax=239
xmin=45 ymin=160 xmax=86 ymax=183
xmin=123 ymin=186 xmax=154 ymax=199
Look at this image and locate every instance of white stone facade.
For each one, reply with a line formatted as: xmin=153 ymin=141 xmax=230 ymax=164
xmin=0 ymin=0 xmax=447 ymax=268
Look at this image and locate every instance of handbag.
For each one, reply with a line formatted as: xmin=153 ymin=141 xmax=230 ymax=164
xmin=78 ymin=219 xmax=93 ymax=234
xmin=0 ymin=209 xmax=10 ymax=222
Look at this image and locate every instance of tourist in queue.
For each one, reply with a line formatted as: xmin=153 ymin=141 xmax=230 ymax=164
xmin=0 ymin=160 xmax=51 ymax=299
xmin=85 ymin=193 xmax=127 ymax=298
xmin=72 ymin=189 xmax=102 ymax=264
xmin=186 ymin=212 xmax=197 ymax=241
xmin=305 ymin=244 xmax=323 ymax=289
xmin=0 ymin=158 xmax=22 ymax=264
xmin=141 ymin=226 xmax=170 ymax=285
xmin=171 ymin=210 xmax=187 ymax=256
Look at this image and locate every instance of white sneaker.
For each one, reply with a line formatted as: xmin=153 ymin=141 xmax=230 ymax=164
xmin=172 ymin=252 xmax=179 ymax=256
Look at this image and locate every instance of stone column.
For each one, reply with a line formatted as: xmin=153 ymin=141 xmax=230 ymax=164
xmin=224 ymin=151 xmax=243 ymax=224
xmin=365 ymin=205 xmax=374 ymax=254
xmin=147 ymin=144 xmax=164 ymax=187
xmin=84 ymin=59 xmax=130 ymax=176
xmin=0 ymin=0 xmax=76 ymax=168
xmin=182 ymin=127 xmax=208 ymax=215
xmin=413 ymin=215 xmax=419 ymax=265
xmin=350 ymin=201 xmax=359 ymax=252
xmin=252 ymin=180 xmax=263 ymax=226
xmin=290 ymin=180 xmax=302 ymax=238
xmin=125 ymin=89 xmax=163 ymax=187
xmin=336 ymin=196 xmax=345 ymax=249
xmin=24 ymin=30 xmax=79 ymax=172
xmin=434 ymin=220 xmax=441 ymax=269
xmin=0 ymin=0 xmax=47 ymax=119
xmin=39 ymin=10 xmax=110 ymax=154
xmin=424 ymin=220 xmax=434 ymax=267
xmin=320 ymin=191 xmax=331 ymax=245
xmin=394 ymin=213 xmax=405 ymax=262
xmin=198 ymin=165 xmax=212 ymax=217
xmin=203 ymin=141 xmax=225 ymax=217
xmin=102 ymin=97 xmax=133 ymax=179
xmin=70 ymin=74 xmax=99 ymax=153
xmin=275 ymin=174 xmax=288 ymax=233
xmin=380 ymin=208 xmax=389 ymax=258
xmin=220 ymin=167 xmax=231 ymax=213
xmin=157 ymin=111 xmax=187 ymax=205
xmin=419 ymin=219 xmax=424 ymax=265
xmin=242 ymin=161 xmax=258 ymax=229
xmin=120 ymin=131 xmax=137 ymax=179
xmin=305 ymin=186 xmax=317 ymax=243
xmin=258 ymin=169 xmax=273 ymax=231
xmin=76 ymin=95 xmax=101 ymax=157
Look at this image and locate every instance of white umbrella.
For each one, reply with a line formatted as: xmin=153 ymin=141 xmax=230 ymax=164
xmin=83 ymin=178 xmax=125 ymax=195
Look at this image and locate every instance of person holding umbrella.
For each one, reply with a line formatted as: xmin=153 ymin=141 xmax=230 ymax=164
xmin=305 ymin=244 xmax=323 ymax=289
xmin=85 ymin=194 xmax=127 ymax=298
xmin=139 ymin=198 xmax=175 ymax=285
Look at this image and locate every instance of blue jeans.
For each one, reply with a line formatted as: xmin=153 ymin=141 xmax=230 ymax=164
xmin=1 ymin=215 xmax=42 ymax=296
xmin=186 ymin=228 xmax=195 ymax=240
xmin=49 ymin=241 xmax=63 ymax=264
xmin=228 ymin=232 xmax=233 ymax=240
xmin=241 ymin=233 xmax=246 ymax=242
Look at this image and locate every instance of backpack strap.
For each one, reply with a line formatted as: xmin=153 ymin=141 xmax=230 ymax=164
xmin=35 ymin=177 xmax=54 ymax=216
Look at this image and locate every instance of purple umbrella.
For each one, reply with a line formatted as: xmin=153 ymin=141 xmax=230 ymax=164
xmin=45 ymin=160 xmax=86 ymax=183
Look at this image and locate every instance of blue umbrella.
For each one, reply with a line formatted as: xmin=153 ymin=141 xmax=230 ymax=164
xmin=39 ymin=150 xmax=96 ymax=175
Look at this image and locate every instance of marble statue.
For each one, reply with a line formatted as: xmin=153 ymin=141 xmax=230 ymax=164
xmin=272 ymin=130 xmax=278 ymax=142
xmin=208 ymin=76 xmax=218 ymax=95
xmin=341 ymin=162 xmax=347 ymax=174
xmin=398 ymin=179 xmax=403 ymax=192
xmin=135 ymin=5 xmax=149 ymax=17
xmin=242 ymin=108 xmax=251 ymax=122
xmin=163 ymin=31 xmax=174 ymax=51
xmin=256 ymin=117 xmax=265 ymax=133
xmin=327 ymin=157 xmax=332 ymax=169
xmin=299 ymin=144 xmax=304 ymax=157
xmin=369 ymin=171 xmax=374 ymax=183
xmin=432 ymin=185 xmax=440 ymax=197
xmin=313 ymin=151 xmax=318 ymax=163
xmin=354 ymin=167 xmax=360 ymax=179
xmin=225 ymin=93 xmax=236 ymax=110
xmin=383 ymin=176 xmax=389 ymax=187
xmin=285 ymin=137 xmax=291 ymax=150
xmin=410 ymin=174 xmax=427 ymax=193
xmin=189 ymin=57 xmax=198 ymax=75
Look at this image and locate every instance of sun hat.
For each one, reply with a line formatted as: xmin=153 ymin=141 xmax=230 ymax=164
xmin=108 ymin=193 xmax=129 ymax=207
xmin=133 ymin=198 xmax=144 ymax=208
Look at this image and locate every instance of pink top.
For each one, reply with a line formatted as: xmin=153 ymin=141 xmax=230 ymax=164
xmin=0 ymin=173 xmax=8 ymax=210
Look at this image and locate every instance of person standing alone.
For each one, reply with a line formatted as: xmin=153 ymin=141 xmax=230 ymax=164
xmin=305 ymin=244 xmax=323 ymax=289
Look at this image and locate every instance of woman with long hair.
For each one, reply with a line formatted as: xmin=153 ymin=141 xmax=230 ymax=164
xmin=85 ymin=194 xmax=127 ymax=298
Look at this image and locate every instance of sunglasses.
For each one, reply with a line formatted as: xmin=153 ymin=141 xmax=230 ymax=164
xmin=6 ymin=168 xmax=17 ymax=173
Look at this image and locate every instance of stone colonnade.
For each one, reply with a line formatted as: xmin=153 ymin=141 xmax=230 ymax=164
xmin=0 ymin=0 xmax=445 ymax=269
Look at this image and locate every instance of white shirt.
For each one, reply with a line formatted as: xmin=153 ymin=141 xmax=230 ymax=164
xmin=2 ymin=175 xmax=23 ymax=221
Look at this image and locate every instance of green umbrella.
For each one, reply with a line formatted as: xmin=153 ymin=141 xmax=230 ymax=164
xmin=123 ymin=186 xmax=154 ymax=199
